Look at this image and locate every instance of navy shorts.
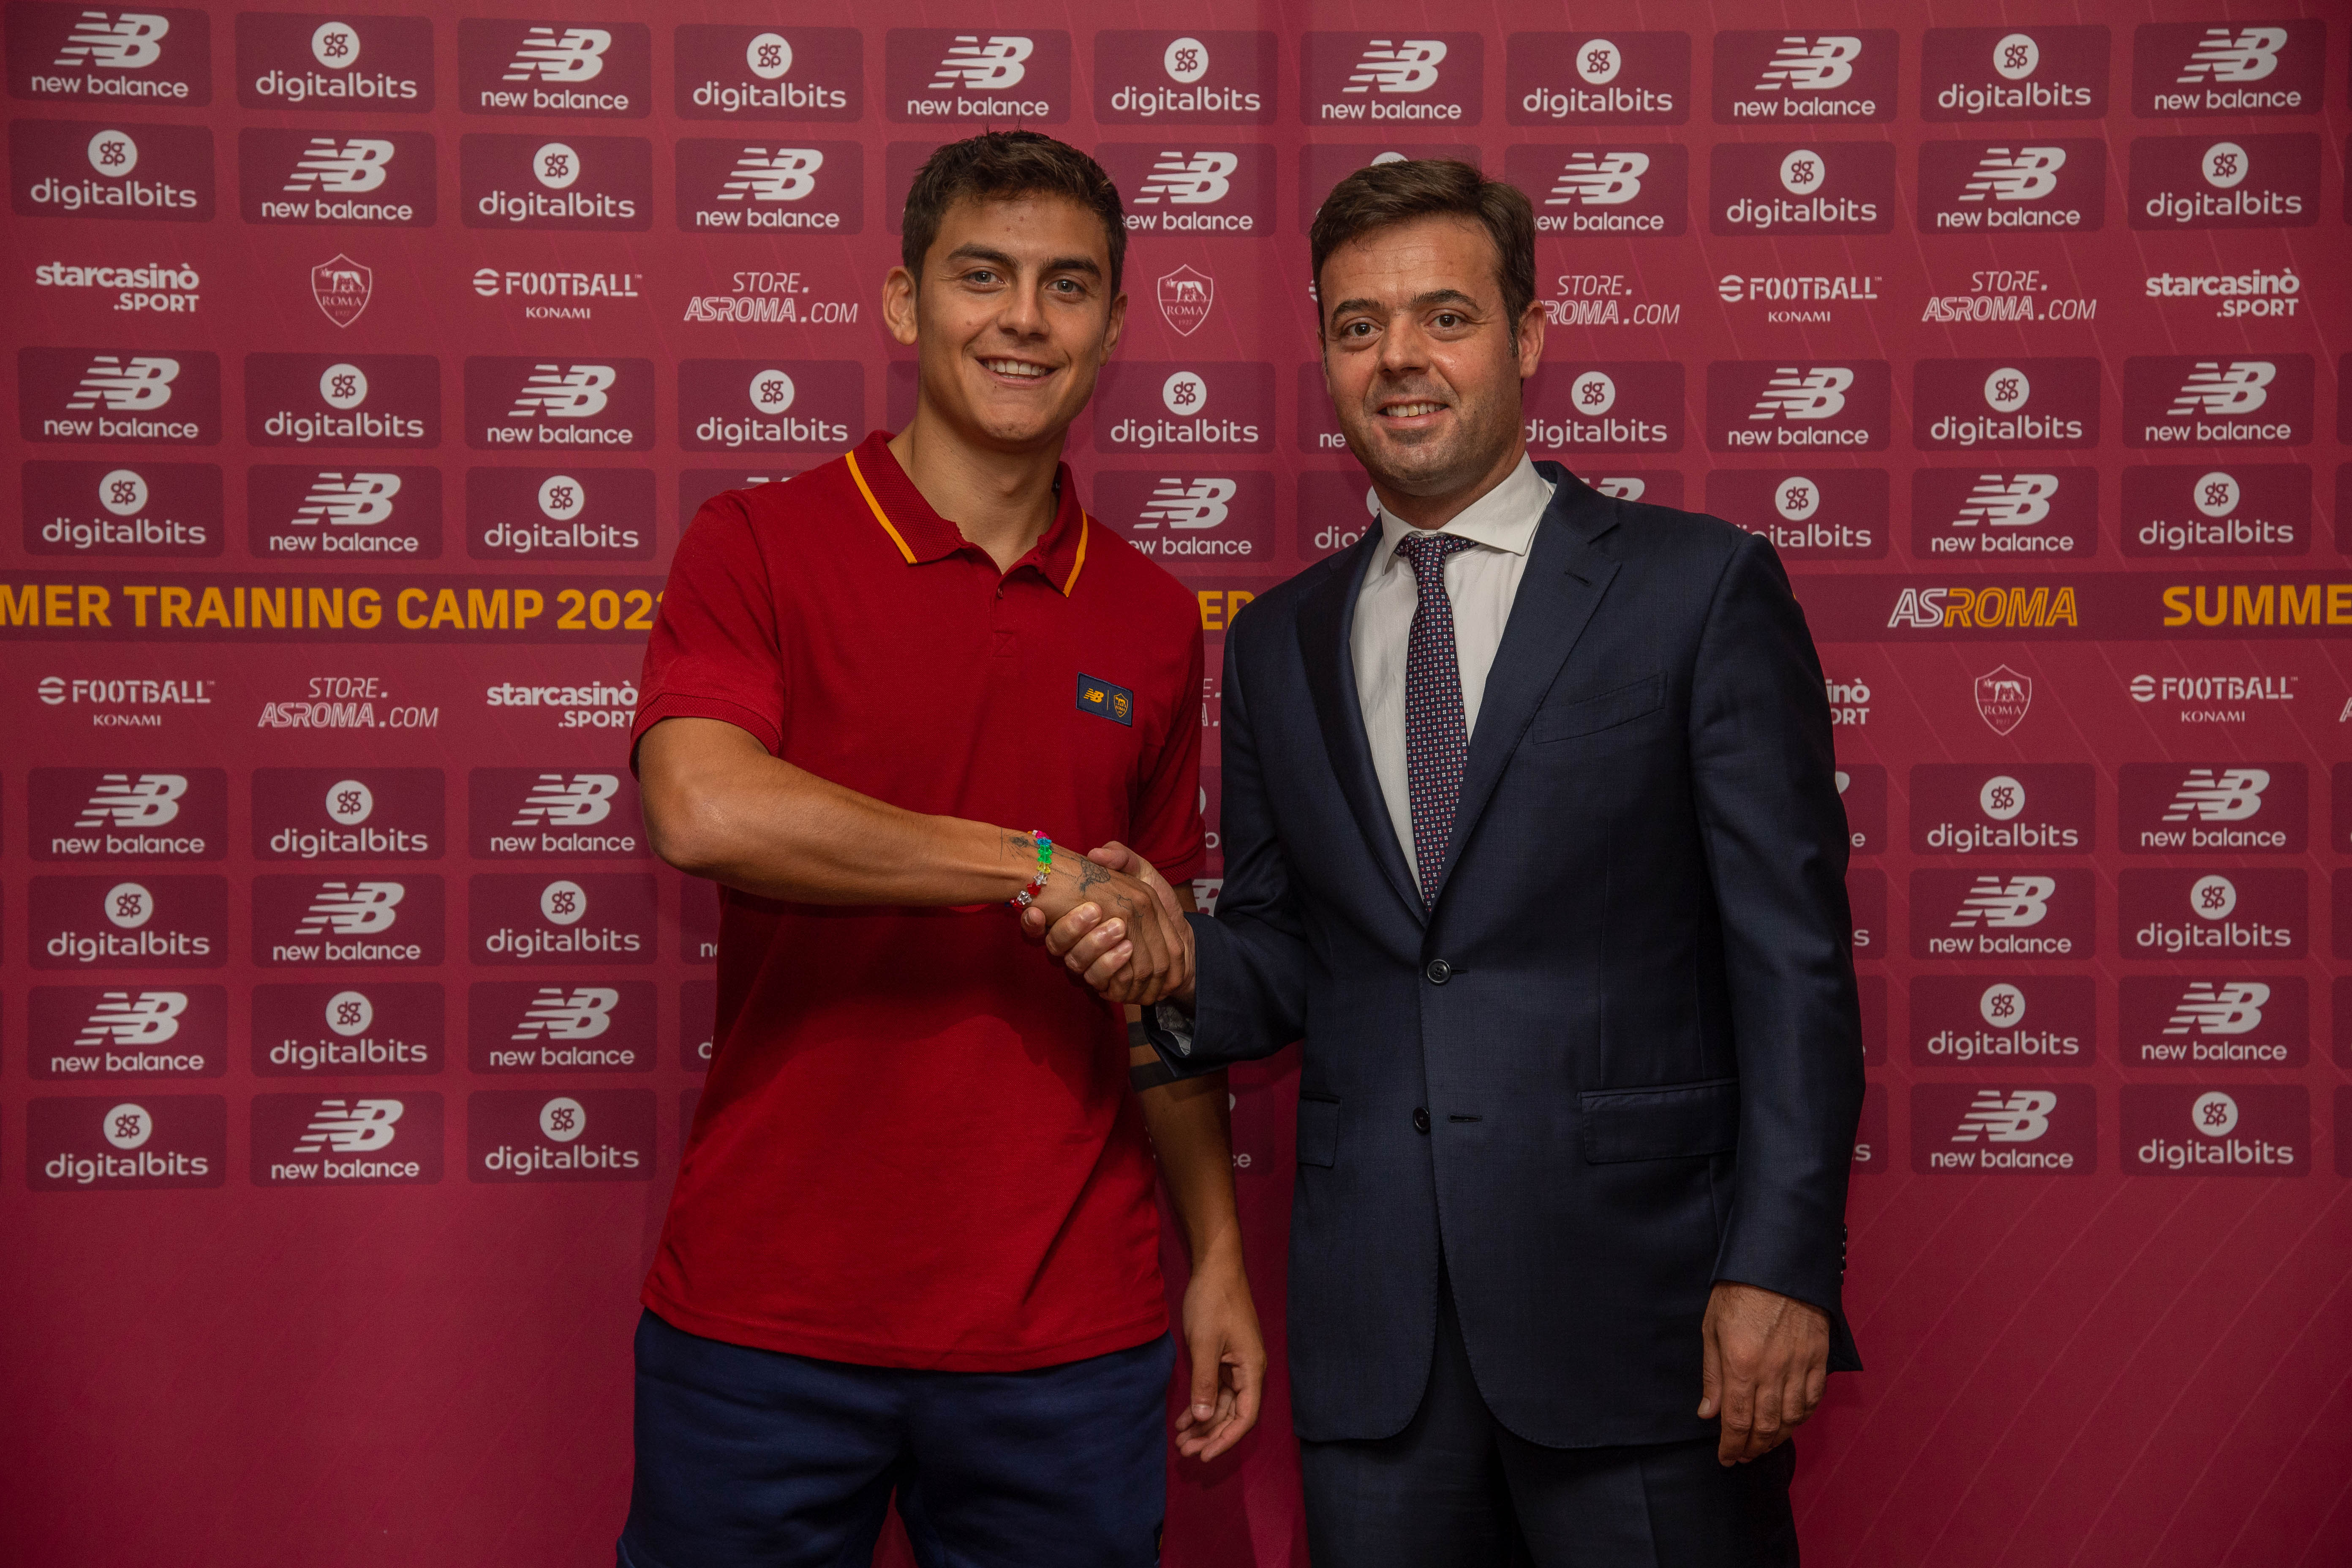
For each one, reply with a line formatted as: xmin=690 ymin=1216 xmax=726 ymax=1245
xmin=617 ymin=1309 xmax=1175 ymax=1568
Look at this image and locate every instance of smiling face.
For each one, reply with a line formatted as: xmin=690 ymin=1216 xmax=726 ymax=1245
xmin=884 ymin=192 xmax=1125 ymax=455
xmin=1318 ymin=213 xmax=1544 ymax=520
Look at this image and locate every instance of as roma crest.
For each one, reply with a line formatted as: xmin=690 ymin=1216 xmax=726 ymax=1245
xmin=1974 ymin=664 xmax=2033 ymax=736
xmin=1157 ymin=264 xmax=1214 ymax=338
xmin=311 ymin=253 xmax=373 ymax=329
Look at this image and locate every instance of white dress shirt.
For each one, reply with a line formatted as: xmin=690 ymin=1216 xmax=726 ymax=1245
xmin=1350 ymin=456 xmax=1556 ymax=892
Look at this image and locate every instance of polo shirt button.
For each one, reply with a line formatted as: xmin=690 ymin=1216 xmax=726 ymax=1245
xmin=1413 ymin=1107 xmax=1431 ymax=1135
xmin=1424 ymin=958 xmax=1451 ymax=984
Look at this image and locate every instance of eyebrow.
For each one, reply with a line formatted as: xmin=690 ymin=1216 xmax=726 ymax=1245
xmin=942 ymin=243 xmax=1102 ymax=279
xmin=1327 ymin=287 xmax=1482 ymax=318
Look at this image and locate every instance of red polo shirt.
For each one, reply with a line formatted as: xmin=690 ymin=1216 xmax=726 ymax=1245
xmin=630 ymin=431 xmax=1206 ymax=1371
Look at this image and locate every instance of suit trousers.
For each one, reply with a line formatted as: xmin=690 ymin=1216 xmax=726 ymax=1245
xmin=1299 ymin=1282 xmax=1799 ymax=1568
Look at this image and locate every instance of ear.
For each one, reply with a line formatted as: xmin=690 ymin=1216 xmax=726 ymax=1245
xmin=1100 ymin=288 xmax=1128 ymax=357
xmin=1514 ymin=297 xmax=1546 ymax=381
xmin=882 ymin=265 xmax=920 ymax=348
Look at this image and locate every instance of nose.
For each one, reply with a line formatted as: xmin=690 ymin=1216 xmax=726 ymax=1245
xmin=998 ymin=277 xmax=1048 ymax=339
xmin=1376 ymin=313 xmax=1428 ymax=376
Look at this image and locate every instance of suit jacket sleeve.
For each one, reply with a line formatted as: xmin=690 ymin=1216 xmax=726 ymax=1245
xmin=1165 ymin=614 xmax=1310 ymax=1075
xmin=1688 ymin=531 xmax=1867 ymax=1363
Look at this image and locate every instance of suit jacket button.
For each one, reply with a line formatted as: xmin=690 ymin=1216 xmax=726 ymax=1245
xmin=1413 ymin=1107 xmax=1431 ymax=1134
xmin=1424 ymin=958 xmax=1451 ymax=984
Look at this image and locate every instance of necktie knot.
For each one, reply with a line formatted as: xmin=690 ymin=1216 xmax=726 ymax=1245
xmin=1396 ymin=531 xmax=1475 ymax=594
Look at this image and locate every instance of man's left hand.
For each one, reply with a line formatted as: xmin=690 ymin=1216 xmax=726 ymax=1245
xmin=1697 ymin=1281 xmax=1830 ymax=1465
xmin=1174 ymin=1248 xmax=1264 ymax=1463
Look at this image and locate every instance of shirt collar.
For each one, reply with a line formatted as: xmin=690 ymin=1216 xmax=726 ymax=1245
xmin=1374 ymin=455 xmax=1554 ymax=564
xmin=843 ymin=429 xmax=1092 ymax=596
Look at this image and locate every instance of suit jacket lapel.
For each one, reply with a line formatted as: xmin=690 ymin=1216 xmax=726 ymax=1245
xmin=1436 ymin=470 xmax=1621 ymax=901
xmin=1297 ymin=529 xmax=1427 ymax=927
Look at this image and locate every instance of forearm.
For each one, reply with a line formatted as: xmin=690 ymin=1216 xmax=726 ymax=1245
xmin=640 ymin=716 xmax=1040 ymax=906
xmin=1134 ymin=1043 xmax=1244 ymax=1270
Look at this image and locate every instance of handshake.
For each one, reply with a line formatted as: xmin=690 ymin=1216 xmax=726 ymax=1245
xmin=1016 ymin=839 xmax=1196 ymax=1009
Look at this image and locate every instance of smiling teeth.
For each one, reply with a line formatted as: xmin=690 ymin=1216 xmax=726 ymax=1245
xmin=1386 ymin=402 xmax=1442 ymax=416
xmin=984 ymin=360 xmax=1048 ymax=378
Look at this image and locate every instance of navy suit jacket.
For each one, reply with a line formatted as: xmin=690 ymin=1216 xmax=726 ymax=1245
xmin=1169 ymin=466 xmax=1865 ymax=1448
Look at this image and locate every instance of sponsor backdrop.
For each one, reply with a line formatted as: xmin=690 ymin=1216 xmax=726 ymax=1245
xmin=1 ymin=0 xmax=2347 ymax=1563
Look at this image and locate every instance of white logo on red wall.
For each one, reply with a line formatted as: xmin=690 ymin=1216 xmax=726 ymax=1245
xmin=506 ymin=27 xmax=607 ymax=82
xmin=309 ymin=253 xmax=370 ymax=326
xmin=68 ymin=354 xmax=176 ymax=410
xmin=56 ymin=11 xmax=172 ymax=70
xmin=1914 ymin=1082 xmax=2096 ymax=1172
xmin=1920 ymin=26 xmax=2107 ymax=120
xmin=11 ymin=119 xmax=213 ymax=217
xmin=1301 ymin=33 xmax=1481 ymax=122
xmin=930 ymin=35 xmax=1032 ymax=91
xmin=2123 ymin=870 xmax=2303 ymax=958
xmin=1507 ymin=32 xmax=1687 ymax=124
xmin=2124 ymin=1084 xmax=2305 ymax=1173
xmin=471 ymin=1089 xmax=653 ymax=1181
xmin=1157 ymin=266 xmax=1214 ymax=335
xmin=31 ymin=1094 xmax=224 ymax=1188
xmin=2141 ymin=19 xmax=2324 ymax=108
xmin=1714 ymin=30 xmax=1895 ymax=121
xmin=2119 ymin=761 xmax=2303 ymax=852
xmin=1914 ymin=868 xmax=2091 ymax=957
xmin=2124 ymin=354 xmax=2310 ymax=446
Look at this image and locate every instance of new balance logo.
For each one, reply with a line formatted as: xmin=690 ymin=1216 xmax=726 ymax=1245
xmin=2161 ymin=768 xmax=2269 ymax=822
xmin=717 ymin=148 xmax=823 ymax=202
xmin=297 ymin=1098 xmax=403 ymax=1153
xmin=511 ymin=986 xmax=619 ymax=1041
xmin=291 ymin=472 xmax=400 ymax=528
xmin=1135 ymin=153 xmax=1237 ymax=206
xmin=1950 ymin=876 xmax=2056 ymax=928
xmin=2176 ymin=27 xmax=2288 ymax=83
xmin=1135 ymin=479 xmax=1236 ymax=530
xmin=2162 ymin=982 xmax=2268 ymax=1036
xmin=1755 ymin=35 xmax=1862 ymax=91
xmin=2165 ymin=361 xmax=2273 ymax=417
xmin=73 ymin=990 xmax=188 ymax=1049
xmin=74 ymin=773 xmax=187 ymax=828
xmin=1950 ymin=1090 xmax=2055 ymax=1142
xmin=283 ymin=138 xmax=396 ymax=194
xmin=1344 ymin=39 xmax=1446 ymax=94
xmin=510 ymin=773 xmax=620 ymax=827
xmin=1958 ymin=147 xmax=2066 ymax=202
xmin=929 ymin=35 xmax=1032 ymax=91
xmin=54 ymin=10 xmax=169 ymax=68
xmin=502 ymin=26 xmax=610 ymax=82
xmin=297 ymin=882 xmax=405 ymax=935
xmin=1952 ymin=474 xmax=2058 ymax=527
xmin=1748 ymin=368 xmax=1852 ymax=421
xmin=66 ymin=355 xmax=177 ymax=411
xmin=1548 ymin=152 xmax=1649 ymax=207
xmin=508 ymin=365 xmax=616 ymax=419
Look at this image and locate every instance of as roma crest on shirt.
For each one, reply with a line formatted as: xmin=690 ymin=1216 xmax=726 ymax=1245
xmin=310 ymin=254 xmax=373 ymax=329
xmin=1157 ymin=264 xmax=1214 ymax=338
xmin=1974 ymin=664 xmax=2033 ymax=735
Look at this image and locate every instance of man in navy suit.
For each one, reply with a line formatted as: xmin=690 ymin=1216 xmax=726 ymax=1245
xmin=1035 ymin=159 xmax=1864 ymax=1565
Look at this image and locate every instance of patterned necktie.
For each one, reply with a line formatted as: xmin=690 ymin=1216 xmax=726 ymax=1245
xmin=1396 ymin=532 xmax=1476 ymax=907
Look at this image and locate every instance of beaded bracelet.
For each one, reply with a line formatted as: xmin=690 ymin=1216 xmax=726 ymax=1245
xmin=1007 ymin=833 xmax=1054 ymax=909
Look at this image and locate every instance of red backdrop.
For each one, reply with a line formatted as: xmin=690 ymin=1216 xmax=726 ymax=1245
xmin=3 ymin=2 xmax=2349 ymax=1563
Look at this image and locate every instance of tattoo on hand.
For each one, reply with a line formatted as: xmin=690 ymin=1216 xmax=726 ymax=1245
xmin=1076 ymin=859 xmax=1110 ymax=895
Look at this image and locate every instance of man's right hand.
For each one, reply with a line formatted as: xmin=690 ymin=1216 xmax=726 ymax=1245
xmin=1022 ymin=842 xmax=1194 ymax=1008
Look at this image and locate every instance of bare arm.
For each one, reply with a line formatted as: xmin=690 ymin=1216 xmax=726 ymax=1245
xmin=1129 ymin=887 xmax=1262 ymax=1461
xmin=638 ymin=718 xmax=1189 ymax=994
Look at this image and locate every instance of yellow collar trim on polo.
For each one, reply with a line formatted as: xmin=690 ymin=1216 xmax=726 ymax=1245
xmin=843 ymin=448 xmax=916 ymax=565
xmin=845 ymin=446 xmax=1089 ymax=596
xmin=1062 ymin=512 xmax=1090 ymax=597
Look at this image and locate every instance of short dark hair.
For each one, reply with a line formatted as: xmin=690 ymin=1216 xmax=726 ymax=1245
xmin=900 ymin=131 xmax=1127 ymax=296
xmin=1309 ymin=159 xmax=1535 ymax=337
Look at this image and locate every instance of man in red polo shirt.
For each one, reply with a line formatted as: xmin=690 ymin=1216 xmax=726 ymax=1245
xmin=616 ymin=133 xmax=1260 ymax=1568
